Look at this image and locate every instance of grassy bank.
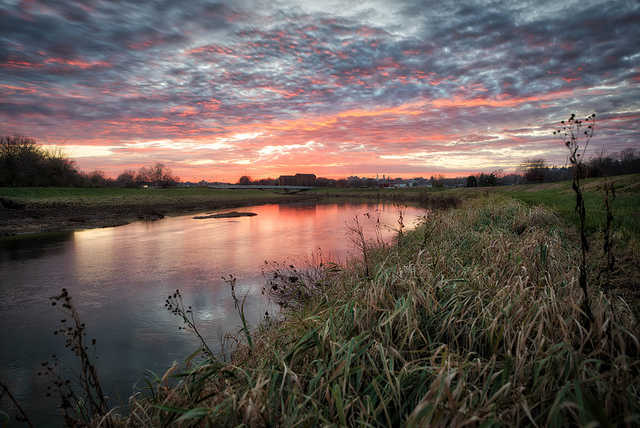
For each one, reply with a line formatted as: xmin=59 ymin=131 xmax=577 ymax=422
xmin=0 ymin=186 xmax=311 ymax=207
xmin=115 ymin=194 xmax=639 ymax=427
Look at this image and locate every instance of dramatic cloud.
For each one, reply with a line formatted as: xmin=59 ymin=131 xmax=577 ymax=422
xmin=1 ymin=0 xmax=639 ymax=180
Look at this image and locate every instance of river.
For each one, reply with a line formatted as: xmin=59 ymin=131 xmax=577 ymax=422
xmin=0 ymin=200 xmax=425 ymax=426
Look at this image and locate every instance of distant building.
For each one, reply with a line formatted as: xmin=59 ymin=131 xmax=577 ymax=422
xmin=278 ymin=175 xmax=295 ymax=186
xmin=278 ymin=174 xmax=316 ymax=186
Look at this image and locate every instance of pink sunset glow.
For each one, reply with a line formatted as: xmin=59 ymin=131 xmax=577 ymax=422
xmin=1 ymin=0 xmax=639 ymax=182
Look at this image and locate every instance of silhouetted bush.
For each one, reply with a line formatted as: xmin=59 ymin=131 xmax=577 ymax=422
xmin=0 ymin=134 xmax=81 ymax=187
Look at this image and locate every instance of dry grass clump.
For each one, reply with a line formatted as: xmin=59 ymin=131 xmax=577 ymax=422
xmin=127 ymin=195 xmax=639 ymax=427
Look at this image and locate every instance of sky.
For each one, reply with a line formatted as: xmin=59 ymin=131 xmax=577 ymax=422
xmin=1 ymin=0 xmax=639 ymax=182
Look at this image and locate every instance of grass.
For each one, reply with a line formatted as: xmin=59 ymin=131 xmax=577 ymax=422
xmin=0 ymin=187 xmax=300 ymax=207
xmin=119 ymin=194 xmax=640 ymax=427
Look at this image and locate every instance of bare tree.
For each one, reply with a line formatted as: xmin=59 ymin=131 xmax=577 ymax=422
xmin=587 ymin=147 xmax=607 ymax=177
xmin=86 ymin=170 xmax=108 ymax=187
xmin=238 ymin=175 xmax=252 ymax=185
xmin=619 ymin=147 xmax=637 ymax=163
xmin=518 ymin=158 xmax=548 ymax=183
xmin=135 ymin=163 xmax=179 ymax=188
xmin=151 ymin=163 xmax=179 ymax=188
xmin=135 ymin=166 xmax=152 ymax=186
xmin=116 ymin=169 xmax=137 ymax=187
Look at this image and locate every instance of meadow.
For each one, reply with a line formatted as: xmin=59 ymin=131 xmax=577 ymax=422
xmin=0 ymin=186 xmax=306 ymax=206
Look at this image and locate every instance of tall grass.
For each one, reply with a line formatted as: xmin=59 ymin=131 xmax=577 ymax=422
xmin=126 ymin=195 xmax=639 ymax=427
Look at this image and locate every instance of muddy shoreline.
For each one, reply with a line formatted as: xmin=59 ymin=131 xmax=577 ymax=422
xmin=0 ymin=194 xmax=322 ymax=237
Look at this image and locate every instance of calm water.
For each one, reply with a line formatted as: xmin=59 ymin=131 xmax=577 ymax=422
xmin=0 ymin=201 xmax=425 ymax=425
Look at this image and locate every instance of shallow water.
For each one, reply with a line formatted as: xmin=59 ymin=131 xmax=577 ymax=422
xmin=0 ymin=200 xmax=425 ymax=426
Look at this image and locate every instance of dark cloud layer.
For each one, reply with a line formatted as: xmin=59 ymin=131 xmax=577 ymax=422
xmin=1 ymin=0 xmax=638 ymax=180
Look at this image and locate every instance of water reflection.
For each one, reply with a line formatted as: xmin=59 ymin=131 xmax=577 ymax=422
xmin=0 ymin=201 xmax=425 ymax=425
xmin=0 ymin=231 xmax=74 ymax=263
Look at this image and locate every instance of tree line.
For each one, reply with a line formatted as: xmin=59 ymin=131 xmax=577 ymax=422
xmin=237 ymin=148 xmax=638 ymax=189
xmin=114 ymin=164 xmax=179 ymax=188
xmin=2 ymin=133 xmax=637 ymax=189
xmin=513 ymin=148 xmax=640 ymax=185
xmin=0 ymin=134 xmax=179 ymax=188
xmin=463 ymin=148 xmax=639 ymax=188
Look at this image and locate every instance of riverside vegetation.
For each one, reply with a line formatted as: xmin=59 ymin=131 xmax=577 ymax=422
xmin=2 ymin=175 xmax=638 ymax=426
xmin=119 ymin=191 xmax=638 ymax=427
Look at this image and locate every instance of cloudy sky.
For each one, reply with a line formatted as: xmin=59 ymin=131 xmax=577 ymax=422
xmin=1 ymin=0 xmax=639 ymax=182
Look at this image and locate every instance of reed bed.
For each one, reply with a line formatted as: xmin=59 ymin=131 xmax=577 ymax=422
xmin=126 ymin=195 xmax=639 ymax=427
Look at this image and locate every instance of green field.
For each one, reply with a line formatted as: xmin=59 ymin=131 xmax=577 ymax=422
xmin=0 ymin=186 xmax=297 ymax=206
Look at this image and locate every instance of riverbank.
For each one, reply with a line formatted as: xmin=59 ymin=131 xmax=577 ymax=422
xmin=2 ymin=174 xmax=638 ymax=237
xmin=0 ymin=188 xmax=323 ymax=236
xmin=110 ymin=194 xmax=638 ymax=426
